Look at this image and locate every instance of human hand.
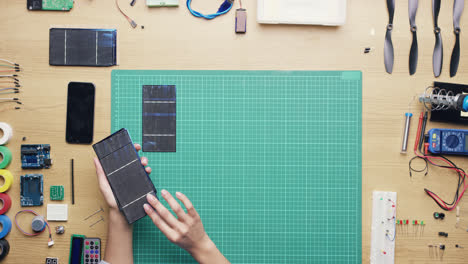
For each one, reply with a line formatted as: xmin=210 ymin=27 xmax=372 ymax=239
xmin=94 ymin=143 xmax=152 ymax=210
xmin=144 ymin=191 xmax=229 ymax=263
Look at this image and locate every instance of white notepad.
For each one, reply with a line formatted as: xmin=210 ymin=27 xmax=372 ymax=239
xmin=257 ymin=0 xmax=347 ymax=26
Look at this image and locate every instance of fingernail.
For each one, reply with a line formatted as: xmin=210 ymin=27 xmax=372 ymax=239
xmin=147 ymin=194 xmax=157 ymax=203
xmin=161 ymin=189 xmax=168 ymax=196
xmin=176 ymin=192 xmax=182 ymax=198
xmin=143 ymin=204 xmax=150 ymax=211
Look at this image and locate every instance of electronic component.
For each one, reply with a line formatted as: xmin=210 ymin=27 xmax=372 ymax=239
xmin=45 ymin=258 xmax=58 ymax=264
xmin=55 ymin=225 xmax=65 ymax=234
xmin=400 ymin=113 xmax=412 ymax=154
xmin=50 ymin=185 xmax=64 ymax=201
xmin=116 ymin=0 xmax=137 ymax=28
xmin=427 ymin=128 xmax=468 ymax=155
xmin=146 ymin=0 xmax=178 ymax=6
xmin=456 ymin=244 xmax=464 ymax=248
xmin=27 ymin=0 xmax=74 ymax=11
xmin=370 ymin=191 xmax=396 ymax=264
xmin=434 ymin=212 xmax=446 ymax=220
xmin=71 ymin=159 xmax=74 ymax=204
xmin=438 ymin=232 xmax=448 ymax=237
xmin=21 ymin=144 xmax=52 ymax=169
xmin=20 ymin=174 xmax=44 ymax=206
xmin=32 ymin=215 xmax=46 ymax=232
xmin=83 ymin=238 xmax=101 ymax=263
xmin=49 ymin=28 xmax=117 ymax=66
xmin=69 ymin=235 xmax=85 ymax=264
xmin=14 ymin=210 xmax=53 ymax=246
xmin=142 ymin=85 xmax=176 ymax=152
xmin=93 ymin=129 xmax=157 ymax=224
xmin=235 ymin=8 xmax=247 ymax=33
xmin=47 ymin=204 xmax=68 ymax=221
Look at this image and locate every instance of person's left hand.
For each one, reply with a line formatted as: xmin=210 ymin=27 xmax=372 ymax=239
xmin=94 ymin=143 xmax=152 ymax=210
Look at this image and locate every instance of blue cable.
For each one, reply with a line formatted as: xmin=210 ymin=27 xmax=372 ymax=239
xmin=186 ymin=0 xmax=234 ymax=20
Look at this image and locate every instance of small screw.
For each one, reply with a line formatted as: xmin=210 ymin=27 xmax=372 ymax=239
xmin=456 ymin=244 xmax=464 ymax=248
xmin=90 ymin=216 xmax=104 ymax=227
xmin=22 ymin=136 xmax=26 ymax=141
xmin=84 ymin=206 xmax=104 ymax=220
xmin=141 ymin=25 xmax=145 ymax=29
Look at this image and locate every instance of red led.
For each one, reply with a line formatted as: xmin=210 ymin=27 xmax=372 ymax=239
xmin=400 ymin=220 xmax=403 ymax=224
xmin=95 ymin=255 xmax=98 ymax=258
xmin=90 ymin=255 xmax=94 ymax=258
xmin=383 ymin=251 xmax=387 ymax=255
xmin=86 ymin=241 xmax=90 ymax=245
xmin=415 ymin=220 xmax=418 ymax=225
xmin=406 ymin=220 xmax=409 ymax=224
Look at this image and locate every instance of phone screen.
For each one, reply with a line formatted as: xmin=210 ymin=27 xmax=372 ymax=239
xmin=66 ymin=82 xmax=95 ymax=144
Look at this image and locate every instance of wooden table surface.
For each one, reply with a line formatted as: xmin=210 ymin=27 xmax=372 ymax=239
xmin=1 ymin=0 xmax=468 ymax=263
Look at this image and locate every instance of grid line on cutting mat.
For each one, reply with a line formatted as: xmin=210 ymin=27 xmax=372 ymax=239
xmin=111 ymin=70 xmax=362 ymax=264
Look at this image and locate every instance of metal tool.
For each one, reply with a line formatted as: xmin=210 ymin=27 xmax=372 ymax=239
xmin=384 ymin=0 xmax=395 ymax=74
xmin=409 ymin=0 xmax=418 ymax=75
xmin=401 ymin=113 xmax=412 ymax=154
xmin=432 ymin=0 xmax=443 ymax=77
xmin=84 ymin=206 xmax=104 ymax=220
xmin=450 ymin=0 xmax=464 ymax=77
xmin=89 ymin=216 xmax=104 ymax=227
xmin=419 ymin=86 xmax=468 ymax=112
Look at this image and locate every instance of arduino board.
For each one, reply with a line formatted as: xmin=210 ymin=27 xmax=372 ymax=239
xmin=21 ymin=144 xmax=52 ymax=169
xmin=28 ymin=0 xmax=74 ymax=11
xmin=20 ymin=174 xmax=44 ymax=207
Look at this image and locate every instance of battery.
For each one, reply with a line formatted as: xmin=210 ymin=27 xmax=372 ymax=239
xmin=235 ymin=8 xmax=247 ymax=33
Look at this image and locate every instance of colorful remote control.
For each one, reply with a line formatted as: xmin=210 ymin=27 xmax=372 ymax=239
xmin=83 ymin=238 xmax=101 ymax=263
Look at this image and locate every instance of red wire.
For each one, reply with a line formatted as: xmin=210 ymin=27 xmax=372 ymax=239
xmin=412 ymin=111 xmax=468 ymax=211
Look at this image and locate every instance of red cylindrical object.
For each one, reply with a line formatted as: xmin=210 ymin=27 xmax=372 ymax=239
xmin=0 ymin=193 xmax=11 ymax=215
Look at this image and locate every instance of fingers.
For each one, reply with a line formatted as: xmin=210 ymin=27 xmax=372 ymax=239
xmin=144 ymin=203 xmax=178 ymax=241
xmin=176 ymin=192 xmax=199 ymax=218
xmin=161 ymin=190 xmax=188 ymax=222
xmin=146 ymin=194 xmax=181 ymax=230
xmin=134 ymin=143 xmax=141 ymax=152
xmin=94 ymin=158 xmax=109 ymax=188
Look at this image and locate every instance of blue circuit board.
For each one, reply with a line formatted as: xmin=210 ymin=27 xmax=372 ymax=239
xmin=20 ymin=174 xmax=44 ymax=207
xmin=21 ymin=144 xmax=52 ymax=169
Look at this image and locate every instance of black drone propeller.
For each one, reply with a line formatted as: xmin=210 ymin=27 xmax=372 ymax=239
xmin=432 ymin=0 xmax=443 ymax=78
xmin=409 ymin=0 xmax=418 ymax=75
xmin=450 ymin=0 xmax=464 ymax=77
xmin=384 ymin=0 xmax=395 ymax=74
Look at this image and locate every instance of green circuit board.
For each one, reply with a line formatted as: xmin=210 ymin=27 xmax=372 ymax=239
xmin=42 ymin=0 xmax=74 ymax=10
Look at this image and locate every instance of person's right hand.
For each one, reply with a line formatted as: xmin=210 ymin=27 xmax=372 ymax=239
xmin=144 ymin=191 xmax=230 ymax=264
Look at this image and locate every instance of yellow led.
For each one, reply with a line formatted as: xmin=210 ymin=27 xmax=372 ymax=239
xmin=433 ymin=133 xmax=437 ymax=139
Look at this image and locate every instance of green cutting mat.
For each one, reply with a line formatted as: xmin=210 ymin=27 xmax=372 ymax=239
xmin=111 ymin=70 xmax=362 ymax=264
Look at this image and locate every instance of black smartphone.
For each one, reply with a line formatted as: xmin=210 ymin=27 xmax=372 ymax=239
xmin=66 ymin=82 xmax=95 ymax=144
